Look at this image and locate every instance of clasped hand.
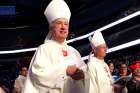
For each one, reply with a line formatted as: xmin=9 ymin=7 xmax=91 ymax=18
xmin=66 ymin=65 xmax=84 ymax=80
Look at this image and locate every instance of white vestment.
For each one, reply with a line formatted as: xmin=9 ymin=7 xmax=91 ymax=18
xmin=22 ymin=40 xmax=87 ymax=93
xmin=88 ymin=55 xmax=114 ymax=93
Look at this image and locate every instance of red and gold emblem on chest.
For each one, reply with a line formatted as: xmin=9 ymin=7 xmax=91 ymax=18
xmin=62 ymin=50 xmax=68 ymax=57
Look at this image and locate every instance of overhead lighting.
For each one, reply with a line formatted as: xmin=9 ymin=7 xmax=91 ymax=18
xmin=82 ymin=39 xmax=140 ymax=60
xmin=67 ymin=10 xmax=140 ymax=43
xmin=0 ymin=48 xmax=37 ymax=54
xmin=0 ymin=11 xmax=140 ymax=54
xmin=107 ymin=39 xmax=140 ymax=53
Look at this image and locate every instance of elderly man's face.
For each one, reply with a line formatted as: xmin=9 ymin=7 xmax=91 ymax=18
xmin=94 ymin=44 xmax=107 ymax=59
xmin=51 ymin=18 xmax=69 ymax=42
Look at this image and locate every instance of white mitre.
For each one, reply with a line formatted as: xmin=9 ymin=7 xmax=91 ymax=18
xmin=44 ymin=0 xmax=71 ymax=41
xmin=89 ymin=31 xmax=106 ymax=49
xmin=44 ymin=0 xmax=71 ymax=24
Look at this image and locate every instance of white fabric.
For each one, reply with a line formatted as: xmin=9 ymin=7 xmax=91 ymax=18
xmin=22 ymin=40 xmax=87 ymax=93
xmin=44 ymin=0 xmax=71 ymax=24
xmin=88 ymin=55 xmax=114 ymax=93
xmin=89 ymin=31 xmax=106 ymax=48
xmin=44 ymin=30 xmax=53 ymax=42
xmin=14 ymin=75 xmax=26 ymax=93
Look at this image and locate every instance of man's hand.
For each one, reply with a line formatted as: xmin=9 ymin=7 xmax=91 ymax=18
xmin=66 ymin=65 xmax=78 ymax=76
xmin=66 ymin=65 xmax=85 ymax=80
xmin=71 ymin=69 xmax=84 ymax=80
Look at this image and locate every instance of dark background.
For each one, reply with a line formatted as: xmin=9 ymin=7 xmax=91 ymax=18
xmin=0 ymin=0 xmax=140 ymax=62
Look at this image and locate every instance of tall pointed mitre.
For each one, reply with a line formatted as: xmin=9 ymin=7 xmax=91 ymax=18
xmin=44 ymin=0 xmax=71 ymax=41
xmin=89 ymin=31 xmax=106 ymax=49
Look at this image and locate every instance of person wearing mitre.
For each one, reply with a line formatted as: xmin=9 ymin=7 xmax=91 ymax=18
xmin=22 ymin=0 xmax=87 ymax=93
xmin=88 ymin=31 xmax=114 ymax=93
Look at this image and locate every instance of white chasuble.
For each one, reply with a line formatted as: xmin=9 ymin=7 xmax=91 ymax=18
xmin=88 ymin=56 xmax=114 ymax=93
xmin=22 ymin=40 xmax=87 ymax=93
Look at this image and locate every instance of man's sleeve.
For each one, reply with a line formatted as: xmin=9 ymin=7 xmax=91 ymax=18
xmin=29 ymin=45 xmax=69 ymax=88
xmin=88 ymin=62 xmax=100 ymax=93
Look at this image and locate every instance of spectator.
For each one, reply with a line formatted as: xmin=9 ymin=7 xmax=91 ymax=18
xmin=126 ymin=60 xmax=140 ymax=93
xmin=114 ymin=60 xmax=140 ymax=93
xmin=107 ymin=60 xmax=116 ymax=75
xmin=117 ymin=63 xmax=131 ymax=78
xmin=0 ymin=79 xmax=10 ymax=93
xmin=0 ymin=86 xmax=6 ymax=93
xmin=13 ymin=66 xmax=28 ymax=93
xmin=107 ymin=60 xmax=118 ymax=82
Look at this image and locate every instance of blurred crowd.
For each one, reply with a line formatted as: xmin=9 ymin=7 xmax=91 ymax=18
xmin=106 ymin=52 xmax=140 ymax=93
